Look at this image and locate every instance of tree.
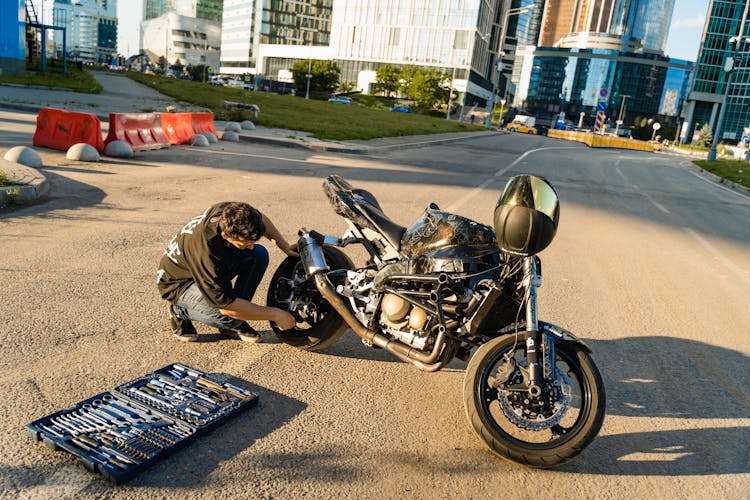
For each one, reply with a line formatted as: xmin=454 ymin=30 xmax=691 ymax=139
xmin=291 ymin=59 xmax=341 ymax=97
xmin=694 ymin=123 xmax=713 ymax=148
xmin=337 ymin=80 xmax=356 ymax=93
xmin=373 ymin=64 xmax=401 ymax=97
xmin=401 ymin=67 xmax=448 ymax=112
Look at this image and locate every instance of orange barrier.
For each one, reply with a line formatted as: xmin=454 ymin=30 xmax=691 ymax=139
xmin=104 ymin=113 xmax=171 ymax=151
xmin=33 ymin=108 xmax=104 ymax=152
xmin=548 ymin=129 xmax=658 ymax=152
xmin=190 ymin=112 xmax=217 ymax=136
xmin=160 ymin=112 xmax=195 ymax=144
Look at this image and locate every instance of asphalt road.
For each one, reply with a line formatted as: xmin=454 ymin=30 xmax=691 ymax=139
xmin=1 ymin=110 xmax=749 ymax=499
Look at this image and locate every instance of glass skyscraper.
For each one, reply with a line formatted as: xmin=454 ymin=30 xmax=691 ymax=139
xmin=682 ymin=0 xmax=750 ymax=144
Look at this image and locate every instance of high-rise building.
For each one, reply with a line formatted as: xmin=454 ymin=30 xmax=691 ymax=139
xmin=538 ymin=0 xmax=674 ymax=53
xmin=221 ymin=0 xmax=505 ymax=113
xmin=31 ymin=0 xmax=118 ymax=63
xmin=510 ymin=0 xmax=690 ymax=127
xmin=144 ymin=0 xmax=223 ymax=22
xmin=681 ymin=0 xmax=750 ymax=145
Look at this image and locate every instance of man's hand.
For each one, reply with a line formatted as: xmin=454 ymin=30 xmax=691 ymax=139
xmin=273 ymin=309 xmax=297 ymax=330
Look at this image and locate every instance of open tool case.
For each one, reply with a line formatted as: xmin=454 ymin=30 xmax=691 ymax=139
xmin=27 ymin=363 xmax=258 ymax=483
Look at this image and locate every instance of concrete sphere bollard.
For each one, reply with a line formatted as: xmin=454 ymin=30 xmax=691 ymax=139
xmin=104 ymin=140 xmax=134 ymax=158
xmin=66 ymin=143 xmax=100 ymax=162
xmin=221 ymin=131 xmax=240 ymax=142
xmin=202 ymin=132 xmax=218 ymax=144
xmin=240 ymin=120 xmax=255 ymax=130
xmin=4 ymin=146 xmax=42 ymax=168
xmin=190 ymin=134 xmax=209 ymax=146
xmin=225 ymin=121 xmax=242 ymax=132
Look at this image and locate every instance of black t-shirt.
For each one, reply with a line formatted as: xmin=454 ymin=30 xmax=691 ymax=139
xmin=157 ymin=203 xmax=240 ymax=308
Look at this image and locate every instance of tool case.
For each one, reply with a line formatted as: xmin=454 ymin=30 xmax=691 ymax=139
xmin=27 ymin=362 xmax=259 ymax=483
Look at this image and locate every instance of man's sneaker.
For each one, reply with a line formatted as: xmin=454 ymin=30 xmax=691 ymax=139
xmin=169 ymin=308 xmax=198 ymax=342
xmin=219 ymin=322 xmax=262 ymax=343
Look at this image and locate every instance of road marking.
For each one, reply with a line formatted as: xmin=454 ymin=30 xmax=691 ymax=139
xmin=616 ymin=167 xmax=671 ymax=214
xmin=446 ymin=147 xmax=580 ymax=212
xmin=684 ymin=227 xmax=750 ymax=286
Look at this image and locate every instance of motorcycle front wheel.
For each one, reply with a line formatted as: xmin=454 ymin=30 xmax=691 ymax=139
xmin=265 ymin=246 xmax=353 ymax=351
xmin=463 ymin=330 xmax=605 ymax=467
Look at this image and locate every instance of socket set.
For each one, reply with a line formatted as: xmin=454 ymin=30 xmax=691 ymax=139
xmin=27 ymin=363 xmax=258 ymax=483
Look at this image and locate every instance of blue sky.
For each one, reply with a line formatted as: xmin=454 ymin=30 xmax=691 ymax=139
xmin=665 ymin=0 xmax=711 ymax=61
xmin=118 ymin=0 xmax=711 ymax=62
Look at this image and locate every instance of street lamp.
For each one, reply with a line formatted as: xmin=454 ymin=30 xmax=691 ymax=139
xmin=485 ymin=1 xmax=536 ymax=129
xmin=707 ymin=33 xmax=750 ymax=160
xmin=614 ymin=94 xmax=630 ymax=136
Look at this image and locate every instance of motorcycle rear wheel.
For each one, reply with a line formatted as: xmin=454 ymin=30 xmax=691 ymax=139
xmin=463 ymin=329 xmax=605 ymax=467
xmin=265 ymin=246 xmax=353 ymax=351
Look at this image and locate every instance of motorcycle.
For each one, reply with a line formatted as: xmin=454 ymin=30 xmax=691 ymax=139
xmin=266 ymin=174 xmax=605 ymax=467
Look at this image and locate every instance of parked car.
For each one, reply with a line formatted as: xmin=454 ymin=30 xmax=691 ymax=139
xmin=328 ymin=96 xmax=352 ymax=104
xmin=226 ymin=79 xmax=253 ymax=90
xmin=506 ymin=122 xmax=538 ymax=134
xmin=391 ymin=106 xmax=411 ymax=113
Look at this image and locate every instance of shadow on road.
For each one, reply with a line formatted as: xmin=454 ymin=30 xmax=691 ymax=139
xmin=564 ymin=426 xmax=750 ymax=476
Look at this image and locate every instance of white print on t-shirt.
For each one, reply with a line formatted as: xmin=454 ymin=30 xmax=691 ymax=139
xmin=163 ymin=206 xmax=210 ymax=264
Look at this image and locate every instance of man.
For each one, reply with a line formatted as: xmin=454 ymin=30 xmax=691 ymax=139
xmin=157 ymin=201 xmax=298 ymax=342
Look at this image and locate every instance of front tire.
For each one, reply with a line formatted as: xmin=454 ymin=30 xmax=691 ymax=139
xmin=265 ymin=246 xmax=353 ymax=351
xmin=463 ymin=329 xmax=605 ymax=467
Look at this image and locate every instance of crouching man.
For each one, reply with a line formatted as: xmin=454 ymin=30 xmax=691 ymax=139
xmin=157 ymin=201 xmax=298 ymax=342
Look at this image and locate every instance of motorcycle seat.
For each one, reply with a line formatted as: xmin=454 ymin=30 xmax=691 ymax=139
xmin=324 ymin=175 xmax=406 ymax=251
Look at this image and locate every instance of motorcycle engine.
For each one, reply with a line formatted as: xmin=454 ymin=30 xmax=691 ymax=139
xmin=378 ymin=293 xmax=431 ymax=350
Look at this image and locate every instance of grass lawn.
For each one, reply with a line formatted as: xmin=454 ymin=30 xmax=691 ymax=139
xmin=0 ymin=63 xmax=102 ymax=94
xmin=693 ymin=159 xmax=750 ymax=188
xmin=126 ymin=72 xmax=485 ymax=141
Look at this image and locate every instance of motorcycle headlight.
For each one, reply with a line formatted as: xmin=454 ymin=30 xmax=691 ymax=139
xmin=493 ymin=175 xmax=560 ymax=256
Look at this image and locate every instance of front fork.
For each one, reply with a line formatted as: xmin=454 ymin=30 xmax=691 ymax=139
xmin=523 ymin=256 xmax=553 ymax=397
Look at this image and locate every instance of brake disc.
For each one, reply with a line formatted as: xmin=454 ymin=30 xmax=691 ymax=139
xmin=497 ymin=367 xmax=571 ymax=431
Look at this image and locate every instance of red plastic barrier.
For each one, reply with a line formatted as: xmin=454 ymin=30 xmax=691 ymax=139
xmin=33 ymin=108 xmax=104 ymax=152
xmin=104 ymin=113 xmax=171 ymax=151
xmin=160 ymin=112 xmax=194 ymax=144
xmin=190 ymin=112 xmax=217 ymax=136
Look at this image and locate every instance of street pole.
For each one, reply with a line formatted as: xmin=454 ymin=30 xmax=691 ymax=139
xmin=305 ymin=58 xmax=312 ymax=99
xmin=446 ymin=66 xmax=456 ymax=120
xmin=614 ymin=94 xmax=630 ymax=136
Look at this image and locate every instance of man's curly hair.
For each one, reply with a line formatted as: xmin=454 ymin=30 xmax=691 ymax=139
xmin=219 ymin=202 xmax=265 ymax=241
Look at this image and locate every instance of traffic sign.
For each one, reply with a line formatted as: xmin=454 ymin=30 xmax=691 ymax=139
xmin=743 ymin=135 xmax=750 ymax=143
xmin=599 ymin=88 xmax=608 ymax=98
xmin=597 ymin=101 xmax=607 ymax=112
xmin=652 ymin=122 xmax=661 ymax=130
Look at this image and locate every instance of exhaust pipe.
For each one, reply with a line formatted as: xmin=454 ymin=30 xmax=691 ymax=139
xmin=313 ymin=274 xmax=448 ymax=372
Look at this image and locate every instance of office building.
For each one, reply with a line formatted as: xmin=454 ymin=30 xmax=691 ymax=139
xmin=509 ymin=0 xmax=691 ymax=126
xmin=220 ymin=0 xmax=506 ymax=112
xmin=141 ymin=12 xmax=221 ymax=69
xmin=681 ymin=0 xmax=750 ymax=144
xmin=144 ymin=0 xmax=224 ymax=22
xmin=29 ymin=0 xmax=118 ymax=64
xmin=0 ymin=2 xmax=25 ymax=75
xmin=140 ymin=0 xmax=223 ymax=68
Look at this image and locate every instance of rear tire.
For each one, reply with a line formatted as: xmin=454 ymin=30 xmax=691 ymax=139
xmin=265 ymin=246 xmax=353 ymax=351
xmin=464 ymin=328 xmax=605 ymax=467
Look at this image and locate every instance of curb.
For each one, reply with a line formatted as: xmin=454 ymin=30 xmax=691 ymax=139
xmin=681 ymin=159 xmax=750 ymax=197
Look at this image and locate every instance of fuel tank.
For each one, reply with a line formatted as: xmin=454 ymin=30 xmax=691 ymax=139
xmin=401 ymin=208 xmax=498 ymax=274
